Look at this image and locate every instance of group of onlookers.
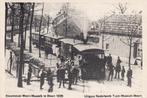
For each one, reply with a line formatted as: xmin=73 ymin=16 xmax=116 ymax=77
xmin=107 ymin=54 xmax=133 ymax=87
xmin=56 ymin=57 xmax=80 ymax=90
xmin=26 ymin=56 xmax=81 ymax=92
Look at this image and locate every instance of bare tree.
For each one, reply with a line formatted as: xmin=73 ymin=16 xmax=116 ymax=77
xmin=29 ymin=3 xmax=35 ymax=53
xmin=5 ymin=3 xmax=8 ymax=56
xmin=24 ymin=3 xmax=31 ymax=49
xmin=115 ymin=2 xmax=128 ymax=14
xmin=126 ymin=15 xmax=141 ymax=68
xmin=9 ymin=3 xmax=15 ymax=42
xmin=114 ymin=2 xmax=142 ymax=68
xmin=39 ymin=3 xmax=44 ymax=58
xmin=47 ymin=15 xmax=50 ymax=33
xmin=17 ymin=3 xmax=25 ymax=87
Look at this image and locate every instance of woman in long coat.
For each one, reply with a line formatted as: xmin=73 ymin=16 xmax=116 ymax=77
xmin=39 ymin=68 xmax=46 ymax=90
xmin=47 ymin=68 xmax=54 ymax=92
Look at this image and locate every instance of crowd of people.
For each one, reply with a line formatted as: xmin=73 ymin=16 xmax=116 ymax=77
xmin=107 ymin=54 xmax=133 ymax=87
xmin=26 ymin=55 xmax=82 ymax=92
xmin=56 ymin=57 xmax=81 ymax=90
xmin=26 ymin=53 xmax=134 ymax=93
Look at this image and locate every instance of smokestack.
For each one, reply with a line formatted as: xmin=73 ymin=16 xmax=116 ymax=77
xmin=82 ymin=15 xmax=89 ymax=44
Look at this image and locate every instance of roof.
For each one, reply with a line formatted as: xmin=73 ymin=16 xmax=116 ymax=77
xmin=59 ymin=38 xmax=103 ymax=52
xmin=59 ymin=38 xmax=83 ymax=45
xmin=44 ymin=33 xmax=63 ymax=39
xmin=99 ymin=14 xmax=142 ymax=36
xmin=73 ymin=43 xmax=102 ymax=52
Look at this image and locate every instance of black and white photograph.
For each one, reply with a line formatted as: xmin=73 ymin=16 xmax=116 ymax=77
xmin=2 ymin=0 xmax=146 ymax=98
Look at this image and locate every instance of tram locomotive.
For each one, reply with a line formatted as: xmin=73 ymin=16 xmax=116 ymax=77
xmin=73 ymin=43 xmax=106 ymax=80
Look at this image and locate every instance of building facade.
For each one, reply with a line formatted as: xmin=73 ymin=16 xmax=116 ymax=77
xmin=89 ymin=14 xmax=142 ymax=63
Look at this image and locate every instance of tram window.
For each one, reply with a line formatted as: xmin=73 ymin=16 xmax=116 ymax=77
xmin=97 ymin=54 xmax=104 ymax=59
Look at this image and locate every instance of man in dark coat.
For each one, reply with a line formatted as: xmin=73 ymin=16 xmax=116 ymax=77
xmin=58 ymin=66 xmax=66 ymax=88
xmin=57 ymin=68 xmax=60 ymax=82
xmin=72 ymin=67 xmax=79 ymax=84
xmin=27 ymin=65 xmax=32 ymax=85
xmin=107 ymin=54 xmax=112 ymax=65
xmin=127 ymin=68 xmax=132 ymax=87
xmin=68 ymin=64 xmax=74 ymax=90
xmin=115 ymin=56 xmax=121 ymax=79
xmin=121 ymin=66 xmax=125 ymax=80
xmin=39 ymin=68 xmax=46 ymax=89
xmin=47 ymin=68 xmax=54 ymax=92
xmin=68 ymin=69 xmax=73 ymax=90
xmin=108 ymin=63 xmax=114 ymax=81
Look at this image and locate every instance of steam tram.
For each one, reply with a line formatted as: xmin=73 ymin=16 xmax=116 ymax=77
xmin=32 ymin=33 xmax=106 ymax=80
xmin=74 ymin=44 xmax=106 ymax=80
xmin=59 ymin=38 xmax=106 ymax=80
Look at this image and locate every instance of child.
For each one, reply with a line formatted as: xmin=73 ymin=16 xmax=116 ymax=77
xmin=121 ymin=66 xmax=125 ymax=81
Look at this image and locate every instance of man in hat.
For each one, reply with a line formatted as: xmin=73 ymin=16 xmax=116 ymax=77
xmin=127 ymin=68 xmax=133 ymax=87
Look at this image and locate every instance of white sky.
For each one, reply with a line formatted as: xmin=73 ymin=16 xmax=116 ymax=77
xmin=34 ymin=0 xmax=144 ymax=21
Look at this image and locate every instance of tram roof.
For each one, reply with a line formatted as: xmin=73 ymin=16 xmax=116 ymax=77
xmin=73 ymin=43 xmax=103 ymax=53
xmin=59 ymin=38 xmax=83 ymax=45
xmin=32 ymin=31 xmax=45 ymax=35
xmin=44 ymin=33 xmax=64 ymax=39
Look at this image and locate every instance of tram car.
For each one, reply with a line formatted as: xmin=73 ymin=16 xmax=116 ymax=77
xmin=32 ymin=32 xmax=64 ymax=55
xmin=44 ymin=33 xmax=63 ymax=47
xmin=59 ymin=38 xmax=82 ymax=60
xmin=73 ymin=43 xmax=106 ymax=80
xmin=43 ymin=33 xmax=63 ymax=55
xmin=32 ymin=32 xmax=45 ymax=48
xmin=59 ymin=38 xmax=106 ymax=80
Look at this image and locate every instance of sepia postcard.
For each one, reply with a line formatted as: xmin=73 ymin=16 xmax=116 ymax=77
xmin=0 ymin=0 xmax=147 ymax=98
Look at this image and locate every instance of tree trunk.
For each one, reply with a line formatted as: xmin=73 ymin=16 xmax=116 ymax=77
xmin=24 ymin=5 xmax=31 ymax=49
xmin=39 ymin=3 xmax=44 ymax=58
xmin=11 ymin=7 xmax=14 ymax=42
xmin=18 ymin=33 xmax=20 ymax=47
xmin=65 ymin=17 xmax=67 ymax=37
xmin=102 ymin=34 xmax=104 ymax=49
xmin=5 ymin=3 xmax=8 ymax=56
xmin=17 ymin=3 xmax=25 ymax=87
xmin=47 ymin=16 xmax=50 ymax=33
xmin=34 ymin=17 xmax=37 ymax=32
xmin=29 ymin=3 xmax=35 ymax=53
xmin=128 ymin=37 xmax=132 ymax=68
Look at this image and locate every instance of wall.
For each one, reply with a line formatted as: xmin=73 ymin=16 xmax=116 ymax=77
xmin=100 ymin=34 xmax=142 ymax=63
